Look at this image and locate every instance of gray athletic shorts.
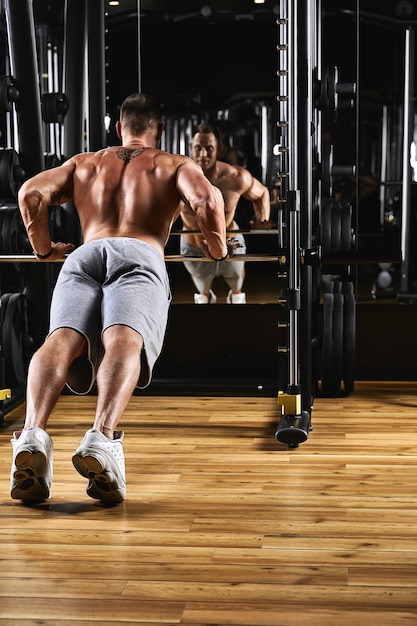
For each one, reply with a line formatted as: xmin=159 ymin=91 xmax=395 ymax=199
xmin=180 ymin=225 xmax=246 ymax=287
xmin=48 ymin=238 xmax=171 ymax=394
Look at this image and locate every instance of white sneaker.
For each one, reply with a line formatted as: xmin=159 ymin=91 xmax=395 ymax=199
xmin=72 ymin=429 xmax=126 ymax=503
xmin=194 ymin=290 xmax=217 ymax=304
xmin=226 ymin=290 xmax=246 ymax=304
xmin=10 ymin=427 xmax=53 ymax=502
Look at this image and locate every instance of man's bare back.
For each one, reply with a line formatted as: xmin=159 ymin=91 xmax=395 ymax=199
xmin=60 ymin=146 xmax=199 ymax=255
xmin=18 ymin=136 xmax=227 ymax=262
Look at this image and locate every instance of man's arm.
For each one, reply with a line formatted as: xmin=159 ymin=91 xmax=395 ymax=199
xmin=177 ymin=159 xmax=228 ymax=260
xmin=241 ymin=174 xmax=274 ymax=227
xmin=18 ymin=160 xmax=76 ymax=260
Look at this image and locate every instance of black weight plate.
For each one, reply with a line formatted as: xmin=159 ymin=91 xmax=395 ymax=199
xmin=321 ymin=144 xmax=333 ymax=198
xmin=330 ymin=202 xmax=342 ymax=253
xmin=0 ymin=151 xmax=12 ymax=197
xmin=332 ymin=290 xmax=344 ymax=391
xmin=0 ymin=209 xmax=5 ymax=253
xmin=321 ymin=202 xmax=333 ymax=257
xmin=321 ymin=291 xmax=334 ymax=395
xmin=1 ymin=207 xmax=30 ymax=276
xmin=341 ymin=202 xmax=353 ymax=251
xmin=1 ymin=292 xmax=28 ymax=388
xmin=343 ymin=283 xmax=356 ymax=393
xmin=0 ymin=149 xmax=20 ymax=198
xmin=2 ymin=207 xmax=18 ymax=253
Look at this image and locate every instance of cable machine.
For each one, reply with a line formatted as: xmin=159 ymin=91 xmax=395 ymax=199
xmin=274 ymin=0 xmax=357 ymax=448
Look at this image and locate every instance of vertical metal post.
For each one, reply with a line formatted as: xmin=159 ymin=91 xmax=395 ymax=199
xmin=260 ymin=104 xmax=268 ymax=184
xmin=299 ymin=0 xmax=316 ymax=418
xmin=86 ymin=0 xmax=106 ymax=151
xmin=399 ymin=27 xmax=414 ymax=295
xmin=379 ymin=105 xmax=388 ymax=226
xmin=275 ymin=0 xmax=312 ymax=447
xmin=4 ymin=0 xmax=52 ymax=351
xmin=287 ymin=0 xmax=298 ymax=191
xmin=63 ymin=0 xmax=86 ymax=158
xmin=137 ymin=0 xmax=142 ymax=91
xmin=4 ymin=0 xmax=44 ymax=177
xmin=287 ymin=190 xmax=300 ymax=388
xmin=283 ymin=0 xmax=300 ymax=386
xmin=62 ymin=0 xmax=85 ymax=248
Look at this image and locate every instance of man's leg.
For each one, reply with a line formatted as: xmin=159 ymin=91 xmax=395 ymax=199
xmin=222 ymin=260 xmax=247 ymax=303
xmin=10 ymin=328 xmax=86 ymax=501
xmin=93 ymin=324 xmax=143 ymax=436
xmin=24 ymin=328 xmax=87 ymax=430
xmin=72 ymin=325 xmax=143 ymax=503
xmin=180 ymin=238 xmax=217 ymax=303
xmin=182 ymin=260 xmax=218 ymax=303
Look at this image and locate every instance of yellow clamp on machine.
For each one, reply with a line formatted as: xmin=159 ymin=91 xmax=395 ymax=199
xmin=278 ymin=390 xmax=301 ymax=418
xmin=0 ymin=388 xmax=11 ymax=401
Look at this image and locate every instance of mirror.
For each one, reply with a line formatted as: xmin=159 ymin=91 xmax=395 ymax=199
xmin=105 ymin=1 xmax=281 ymax=304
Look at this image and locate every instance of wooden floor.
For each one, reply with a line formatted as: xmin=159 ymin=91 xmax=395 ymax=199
xmin=1 ymin=382 xmax=417 ymax=625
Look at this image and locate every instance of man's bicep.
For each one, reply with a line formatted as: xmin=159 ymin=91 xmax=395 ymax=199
xmin=242 ymin=176 xmax=266 ymax=202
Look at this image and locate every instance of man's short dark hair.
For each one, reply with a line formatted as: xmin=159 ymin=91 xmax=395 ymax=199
xmin=193 ymin=122 xmax=220 ymax=140
xmin=120 ymin=93 xmax=162 ymax=134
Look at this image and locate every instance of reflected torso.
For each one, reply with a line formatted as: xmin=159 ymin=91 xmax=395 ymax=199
xmin=181 ymin=161 xmax=253 ymax=248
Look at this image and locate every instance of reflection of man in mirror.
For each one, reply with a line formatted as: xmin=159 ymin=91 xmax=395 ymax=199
xmin=181 ymin=123 xmax=274 ymax=304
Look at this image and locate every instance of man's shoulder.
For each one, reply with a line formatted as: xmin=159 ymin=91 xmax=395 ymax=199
xmin=215 ymin=162 xmax=251 ymax=188
xmin=72 ymin=149 xmax=105 ymax=165
xmin=154 ymin=151 xmax=193 ymax=168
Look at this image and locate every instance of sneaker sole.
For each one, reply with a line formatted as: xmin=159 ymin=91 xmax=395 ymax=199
xmin=72 ymin=452 xmax=125 ymax=504
xmin=11 ymin=449 xmax=50 ymax=502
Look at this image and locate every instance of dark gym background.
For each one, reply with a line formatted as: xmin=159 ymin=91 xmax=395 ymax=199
xmin=0 ymin=0 xmax=416 ymax=422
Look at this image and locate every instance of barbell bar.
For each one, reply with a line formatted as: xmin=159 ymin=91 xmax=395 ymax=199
xmin=0 ymin=254 xmax=283 ymax=263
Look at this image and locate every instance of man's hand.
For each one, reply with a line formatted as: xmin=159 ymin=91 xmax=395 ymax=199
xmin=200 ymin=237 xmax=242 ymax=261
xmin=226 ymin=236 xmax=243 ymax=255
xmin=34 ymin=241 xmax=75 ymax=261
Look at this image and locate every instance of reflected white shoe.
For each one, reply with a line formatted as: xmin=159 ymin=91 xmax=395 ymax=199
xmin=194 ymin=290 xmax=217 ymax=304
xmin=72 ymin=429 xmax=126 ymax=503
xmin=226 ymin=290 xmax=246 ymax=304
xmin=10 ymin=427 xmax=53 ymax=502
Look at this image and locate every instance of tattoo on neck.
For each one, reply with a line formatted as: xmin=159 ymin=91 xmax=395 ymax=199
xmin=116 ymin=147 xmax=149 ymax=162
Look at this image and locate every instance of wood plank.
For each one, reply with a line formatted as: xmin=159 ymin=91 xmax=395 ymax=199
xmin=0 ymin=560 xmax=347 ymax=584
xmin=181 ymin=605 xmax=417 ymax=626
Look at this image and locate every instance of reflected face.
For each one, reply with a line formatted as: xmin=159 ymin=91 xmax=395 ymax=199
xmin=190 ymin=132 xmax=218 ymax=172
